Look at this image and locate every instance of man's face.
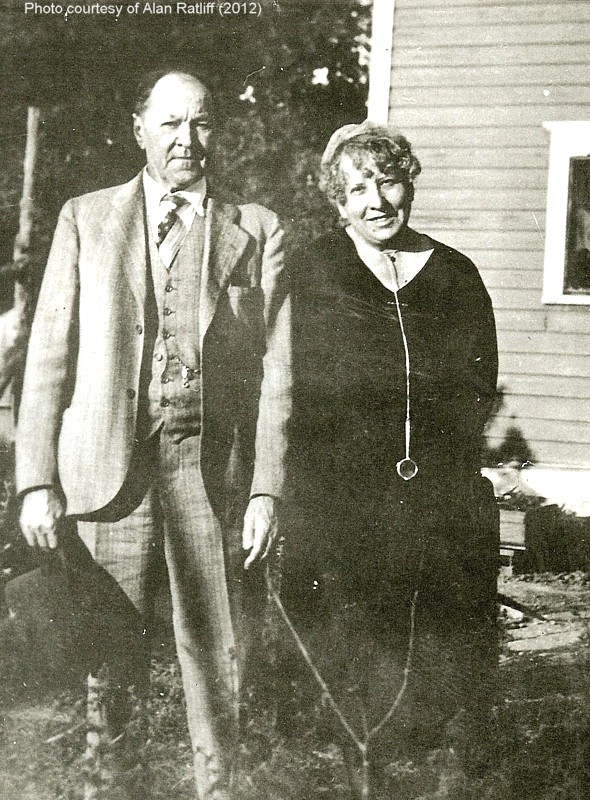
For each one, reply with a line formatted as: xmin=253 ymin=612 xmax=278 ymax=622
xmin=337 ymin=152 xmax=413 ymax=248
xmin=133 ymin=73 xmax=214 ymax=191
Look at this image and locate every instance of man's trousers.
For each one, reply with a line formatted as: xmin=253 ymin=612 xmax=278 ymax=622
xmin=78 ymin=431 xmax=247 ymax=800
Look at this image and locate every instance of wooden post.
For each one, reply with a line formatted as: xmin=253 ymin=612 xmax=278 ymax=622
xmin=14 ymin=106 xmax=41 ymax=273
xmin=0 ymin=106 xmax=41 ymax=397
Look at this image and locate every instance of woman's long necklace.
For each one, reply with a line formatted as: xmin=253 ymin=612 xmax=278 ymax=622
xmin=385 ymin=251 xmax=419 ymax=481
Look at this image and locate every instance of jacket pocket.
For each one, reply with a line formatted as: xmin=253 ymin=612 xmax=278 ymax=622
xmin=224 ymin=287 xmax=266 ymax=359
xmin=226 ymin=285 xmax=264 ymax=319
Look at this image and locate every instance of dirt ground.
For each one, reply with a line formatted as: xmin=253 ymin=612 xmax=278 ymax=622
xmin=500 ymin=571 xmax=590 ymax=658
xmin=1 ymin=573 xmax=589 ymax=799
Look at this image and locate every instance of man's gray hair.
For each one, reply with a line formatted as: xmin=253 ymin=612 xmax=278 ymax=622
xmin=133 ymin=64 xmax=212 ymax=116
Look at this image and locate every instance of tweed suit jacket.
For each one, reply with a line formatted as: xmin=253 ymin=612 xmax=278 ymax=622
xmin=16 ymin=173 xmax=291 ymax=518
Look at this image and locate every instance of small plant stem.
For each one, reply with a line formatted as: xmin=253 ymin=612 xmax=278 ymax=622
xmin=367 ymin=589 xmax=419 ymax=742
xmin=265 ymin=572 xmax=363 ymax=750
xmin=361 ymin=750 xmax=370 ymax=800
xmin=266 ymin=571 xmax=419 ymax=744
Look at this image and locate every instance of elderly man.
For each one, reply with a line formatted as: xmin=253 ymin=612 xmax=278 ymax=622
xmin=16 ymin=67 xmax=291 ymax=799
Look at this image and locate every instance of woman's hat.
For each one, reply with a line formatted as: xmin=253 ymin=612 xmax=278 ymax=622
xmin=321 ymin=120 xmax=406 ymax=166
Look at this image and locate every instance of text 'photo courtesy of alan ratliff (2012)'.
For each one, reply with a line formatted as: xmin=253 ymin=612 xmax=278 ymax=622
xmin=23 ymin=2 xmax=261 ymax=17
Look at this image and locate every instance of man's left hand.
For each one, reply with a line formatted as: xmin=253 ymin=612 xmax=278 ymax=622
xmin=242 ymin=495 xmax=278 ymax=570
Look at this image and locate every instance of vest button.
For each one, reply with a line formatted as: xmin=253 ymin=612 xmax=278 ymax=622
xmin=164 ymin=307 xmax=173 ymax=316
xmin=155 ymin=353 xmax=164 ymax=362
xmin=165 ymin=283 xmax=173 ymax=292
xmin=126 ymin=388 xmax=136 ymax=399
xmin=135 ymin=324 xmax=143 ymax=334
xmin=160 ymin=398 xmax=170 ymax=408
xmin=161 ymin=376 xmax=170 ymax=384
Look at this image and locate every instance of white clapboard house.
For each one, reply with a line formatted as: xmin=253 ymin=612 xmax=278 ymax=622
xmin=368 ymin=0 xmax=590 ymax=519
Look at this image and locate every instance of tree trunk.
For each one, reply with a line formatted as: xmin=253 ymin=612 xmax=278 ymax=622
xmin=0 ymin=106 xmax=40 ymax=398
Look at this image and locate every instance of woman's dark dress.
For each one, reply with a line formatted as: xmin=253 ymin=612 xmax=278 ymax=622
xmin=283 ymin=228 xmax=500 ymax=742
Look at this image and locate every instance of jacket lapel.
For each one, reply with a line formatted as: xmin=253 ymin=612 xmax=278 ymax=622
xmin=200 ymin=197 xmax=249 ymax=345
xmin=101 ymin=174 xmax=147 ymax=312
xmin=97 ymin=182 xmax=249 ymax=340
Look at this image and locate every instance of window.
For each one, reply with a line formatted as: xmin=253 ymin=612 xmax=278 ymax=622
xmin=543 ymin=121 xmax=590 ymax=304
xmin=565 ymin=157 xmax=590 ymax=293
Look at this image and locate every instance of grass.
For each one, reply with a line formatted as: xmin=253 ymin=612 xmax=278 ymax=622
xmin=1 ymin=575 xmax=590 ymax=799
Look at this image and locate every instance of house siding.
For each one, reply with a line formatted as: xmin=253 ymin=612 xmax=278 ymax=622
xmin=386 ymin=0 xmax=590 ymax=469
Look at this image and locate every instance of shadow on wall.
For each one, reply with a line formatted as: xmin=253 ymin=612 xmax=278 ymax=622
xmin=482 ymin=425 xmax=536 ymax=471
xmin=481 ymin=386 xmax=536 ymax=470
xmin=481 ymin=388 xmax=590 ymax=574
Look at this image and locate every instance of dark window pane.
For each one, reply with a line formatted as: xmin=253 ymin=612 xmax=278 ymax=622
xmin=565 ymin=156 xmax=590 ymax=294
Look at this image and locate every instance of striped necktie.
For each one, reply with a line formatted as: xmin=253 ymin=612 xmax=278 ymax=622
xmin=158 ymin=194 xmax=189 ymax=268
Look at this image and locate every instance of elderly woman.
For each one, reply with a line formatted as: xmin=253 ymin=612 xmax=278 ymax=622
xmin=282 ymin=122 xmax=499 ymax=789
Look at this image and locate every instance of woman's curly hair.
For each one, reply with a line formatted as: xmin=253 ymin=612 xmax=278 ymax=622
xmin=320 ymin=132 xmax=421 ymax=207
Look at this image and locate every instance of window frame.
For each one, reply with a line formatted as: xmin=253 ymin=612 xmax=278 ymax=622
xmin=542 ymin=121 xmax=590 ymax=305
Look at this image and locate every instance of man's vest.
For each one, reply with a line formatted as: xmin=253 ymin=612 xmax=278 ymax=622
xmin=141 ymin=212 xmax=205 ymax=441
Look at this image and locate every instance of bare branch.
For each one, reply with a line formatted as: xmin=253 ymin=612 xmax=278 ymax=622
xmin=266 ymin=565 xmax=421 ymax=758
xmin=265 ymin=570 xmax=365 ymax=752
xmin=367 ymin=589 xmax=419 ymax=741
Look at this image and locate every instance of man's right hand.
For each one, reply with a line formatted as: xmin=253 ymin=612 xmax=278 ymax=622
xmin=19 ymin=487 xmax=65 ymax=550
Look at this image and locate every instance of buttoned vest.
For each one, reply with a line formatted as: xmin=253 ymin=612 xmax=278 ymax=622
xmin=143 ymin=212 xmax=205 ymax=441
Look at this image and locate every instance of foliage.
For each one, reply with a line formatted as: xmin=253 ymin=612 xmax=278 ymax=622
xmin=1 ymin=627 xmax=590 ymax=799
xmin=524 ymin=505 xmax=590 ymax=574
xmin=496 ymin=491 xmax=543 ymax=513
xmin=0 ymin=0 xmax=370 ymax=294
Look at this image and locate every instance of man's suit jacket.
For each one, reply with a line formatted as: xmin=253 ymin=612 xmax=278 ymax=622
xmin=16 ymin=173 xmax=291 ymax=518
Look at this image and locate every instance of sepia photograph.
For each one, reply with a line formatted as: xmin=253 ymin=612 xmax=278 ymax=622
xmin=1 ymin=1 xmax=590 ymax=798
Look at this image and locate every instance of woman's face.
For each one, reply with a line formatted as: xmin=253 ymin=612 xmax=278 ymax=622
xmin=337 ymin=152 xmax=413 ymax=248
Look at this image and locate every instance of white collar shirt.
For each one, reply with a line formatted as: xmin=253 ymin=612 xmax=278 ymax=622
xmin=142 ymin=168 xmax=207 ymax=244
xmin=346 ymin=225 xmax=433 ymax=292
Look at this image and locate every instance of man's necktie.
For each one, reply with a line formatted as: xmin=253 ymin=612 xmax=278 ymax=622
xmin=158 ymin=194 xmax=189 ymax=268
